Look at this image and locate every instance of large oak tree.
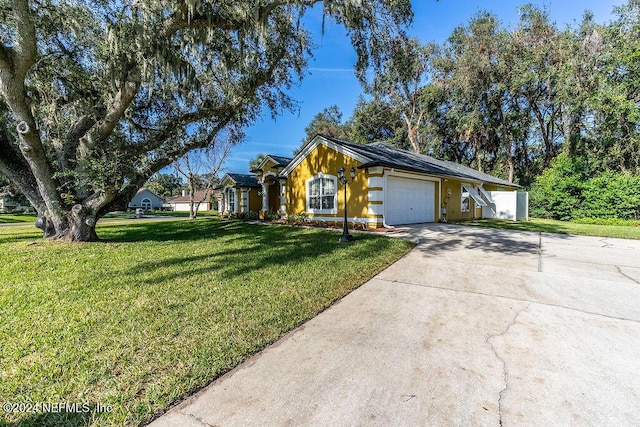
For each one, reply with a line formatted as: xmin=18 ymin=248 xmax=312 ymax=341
xmin=0 ymin=0 xmax=411 ymax=241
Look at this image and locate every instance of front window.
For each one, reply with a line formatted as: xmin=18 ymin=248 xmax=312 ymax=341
xmin=226 ymin=188 xmax=235 ymax=212
xmin=307 ymin=174 xmax=337 ymax=214
xmin=141 ymin=198 xmax=152 ymax=210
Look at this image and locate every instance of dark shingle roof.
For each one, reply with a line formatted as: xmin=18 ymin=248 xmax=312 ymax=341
xmin=320 ymin=135 xmax=516 ymax=187
xmin=268 ymin=155 xmax=293 ymax=167
xmin=226 ymin=173 xmax=261 ymax=187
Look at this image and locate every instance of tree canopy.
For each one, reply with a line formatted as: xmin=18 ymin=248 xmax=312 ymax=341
xmin=0 ymin=0 xmax=412 ymax=240
xmin=325 ymin=1 xmax=640 ymax=191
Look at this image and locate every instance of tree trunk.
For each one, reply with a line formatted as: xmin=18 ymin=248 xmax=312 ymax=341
xmin=34 ymin=204 xmax=99 ymax=241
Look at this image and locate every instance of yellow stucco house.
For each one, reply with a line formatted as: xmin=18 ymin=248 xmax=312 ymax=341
xmin=220 ymin=135 xmax=528 ymax=226
xmin=216 ymin=173 xmax=262 ymax=216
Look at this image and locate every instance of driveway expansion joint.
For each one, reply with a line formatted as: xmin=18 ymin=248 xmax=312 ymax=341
xmin=383 ymin=278 xmax=640 ymax=324
xmin=486 ymin=304 xmax=531 ymax=427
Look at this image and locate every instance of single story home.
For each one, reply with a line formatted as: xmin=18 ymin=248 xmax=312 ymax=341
xmin=218 ymin=135 xmax=528 ymax=227
xmin=128 ymin=188 xmax=164 ymax=211
xmin=166 ymin=189 xmax=215 ymax=212
xmin=216 ymin=173 xmax=262 ymax=215
xmin=0 ymin=195 xmax=17 ymax=213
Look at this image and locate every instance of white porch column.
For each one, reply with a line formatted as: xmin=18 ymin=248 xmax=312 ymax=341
xmin=218 ymin=191 xmax=225 ymax=215
xmin=278 ymin=178 xmax=287 ymax=214
xmin=261 ymin=183 xmax=269 ymax=212
xmin=233 ymin=189 xmax=239 ymax=214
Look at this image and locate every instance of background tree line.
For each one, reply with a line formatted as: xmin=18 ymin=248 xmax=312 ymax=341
xmin=303 ymin=2 xmax=640 ymax=220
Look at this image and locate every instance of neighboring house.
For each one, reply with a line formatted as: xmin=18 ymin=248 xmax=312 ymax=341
xmin=0 ymin=195 xmax=17 ymax=213
xmin=258 ymin=134 xmax=526 ymax=228
xmin=128 ymin=188 xmax=164 ymax=211
xmin=166 ymin=189 xmax=215 ymax=212
xmin=215 ymin=173 xmax=262 ymax=215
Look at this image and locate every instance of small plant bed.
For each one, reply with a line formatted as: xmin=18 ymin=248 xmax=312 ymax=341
xmin=0 ymin=219 xmax=413 ymax=426
xmin=452 ymin=218 xmax=640 ymax=240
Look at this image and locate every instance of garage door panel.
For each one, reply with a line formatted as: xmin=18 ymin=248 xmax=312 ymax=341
xmin=386 ymin=177 xmax=435 ymax=225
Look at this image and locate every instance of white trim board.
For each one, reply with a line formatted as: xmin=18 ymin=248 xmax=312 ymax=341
xmin=280 ymin=135 xmax=371 ymax=177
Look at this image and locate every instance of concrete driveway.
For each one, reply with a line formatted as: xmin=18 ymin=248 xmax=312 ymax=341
xmin=150 ymin=224 xmax=640 ymax=426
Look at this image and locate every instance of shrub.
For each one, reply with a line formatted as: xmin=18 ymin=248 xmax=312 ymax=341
xmin=529 ymin=153 xmax=588 ymax=220
xmin=530 ymin=153 xmax=640 ymax=221
xmin=581 ymin=172 xmax=640 ymax=220
xmin=288 ymin=212 xmax=308 ymax=225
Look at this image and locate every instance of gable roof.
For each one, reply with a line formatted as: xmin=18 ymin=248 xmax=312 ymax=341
xmin=282 ymin=134 xmax=516 ymax=187
xmin=135 ymin=187 xmax=164 ymax=200
xmin=254 ymin=154 xmax=293 ymax=173
xmin=219 ymin=173 xmax=261 ymax=188
xmin=266 ymin=155 xmax=293 ymax=167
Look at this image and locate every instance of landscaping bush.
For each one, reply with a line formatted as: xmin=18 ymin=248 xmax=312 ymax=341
xmin=530 ymin=153 xmax=640 ymax=221
xmin=581 ymin=172 xmax=640 ymax=220
xmin=529 ymin=153 xmax=588 ymax=220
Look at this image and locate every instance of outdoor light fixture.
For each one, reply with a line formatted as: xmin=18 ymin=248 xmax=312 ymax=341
xmin=337 ymin=166 xmax=356 ymax=243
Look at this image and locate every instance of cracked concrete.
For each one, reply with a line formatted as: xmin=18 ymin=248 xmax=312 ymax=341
xmin=486 ymin=305 xmax=531 ymax=426
xmin=149 ymin=224 xmax=640 ymax=427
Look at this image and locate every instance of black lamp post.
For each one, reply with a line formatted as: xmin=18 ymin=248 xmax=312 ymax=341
xmin=337 ymin=166 xmax=356 ymax=243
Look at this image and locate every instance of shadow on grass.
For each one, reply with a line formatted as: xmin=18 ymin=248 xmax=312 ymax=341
xmin=114 ymin=219 xmax=406 ymax=284
xmin=98 ymin=218 xmax=244 ymax=243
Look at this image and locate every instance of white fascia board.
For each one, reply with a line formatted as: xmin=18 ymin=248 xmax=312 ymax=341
xmin=279 ymin=135 xmax=371 ymax=177
xmin=220 ymin=173 xmax=236 ymax=186
xmin=385 ymin=169 xmax=441 ymax=182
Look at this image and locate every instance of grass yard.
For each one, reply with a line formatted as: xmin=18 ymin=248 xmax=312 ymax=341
xmin=0 ymin=219 xmax=413 ymax=426
xmin=145 ymin=210 xmax=218 ymax=217
xmin=454 ymin=217 xmax=640 ymax=240
xmin=0 ymin=213 xmax=38 ymax=224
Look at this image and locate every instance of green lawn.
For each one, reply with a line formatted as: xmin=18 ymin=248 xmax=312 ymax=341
xmin=0 ymin=213 xmax=37 ymax=224
xmin=145 ymin=210 xmax=218 ymax=217
xmin=454 ymin=217 xmax=640 ymax=240
xmin=0 ymin=219 xmax=413 ymax=426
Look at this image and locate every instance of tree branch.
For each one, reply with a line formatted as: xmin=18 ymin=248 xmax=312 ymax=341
xmin=10 ymin=0 xmax=37 ymax=77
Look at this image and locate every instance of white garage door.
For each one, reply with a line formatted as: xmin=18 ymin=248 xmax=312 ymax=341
xmin=386 ymin=176 xmax=435 ymax=225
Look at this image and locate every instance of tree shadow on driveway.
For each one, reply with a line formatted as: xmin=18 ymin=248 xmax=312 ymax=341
xmin=403 ymin=223 xmax=569 ymax=256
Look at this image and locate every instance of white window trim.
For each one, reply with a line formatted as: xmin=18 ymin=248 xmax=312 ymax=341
xmin=141 ymin=198 xmax=152 ymax=210
xmin=306 ymin=173 xmax=338 ymax=215
xmin=226 ymin=187 xmax=236 ymax=213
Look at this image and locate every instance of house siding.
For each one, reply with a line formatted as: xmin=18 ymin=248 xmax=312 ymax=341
xmin=286 ymin=143 xmax=369 ymax=223
xmin=128 ymin=189 xmax=164 ymax=209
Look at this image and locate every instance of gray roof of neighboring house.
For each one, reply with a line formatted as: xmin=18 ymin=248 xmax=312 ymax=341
xmin=224 ymin=173 xmax=261 ymax=188
xmin=320 ymin=135 xmax=516 ymax=187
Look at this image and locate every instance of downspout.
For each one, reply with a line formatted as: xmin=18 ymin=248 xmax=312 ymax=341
xmin=438 ymin=178 xmax=442 ymax=222
xmin=382 ymin=168 xmax=395 ymax=229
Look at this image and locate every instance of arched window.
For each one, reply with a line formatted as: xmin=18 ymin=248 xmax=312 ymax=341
xmin=141 ymin=198 xmax=152 ymax=210
xmin=306 ymin=173 xmax=337 ymax=214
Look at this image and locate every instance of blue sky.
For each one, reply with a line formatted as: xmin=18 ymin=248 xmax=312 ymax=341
xmin=224 ymin=0 xmax=623 ymax=174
